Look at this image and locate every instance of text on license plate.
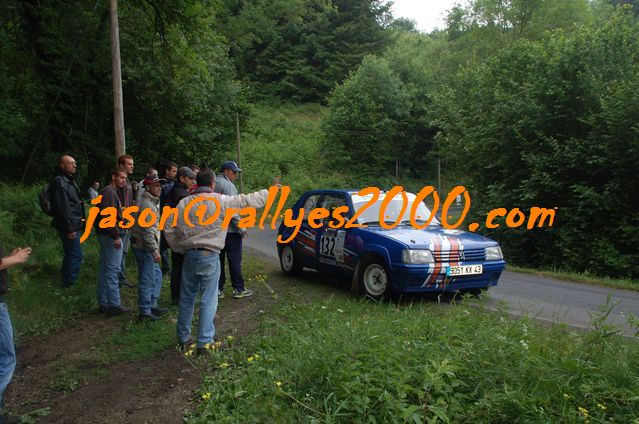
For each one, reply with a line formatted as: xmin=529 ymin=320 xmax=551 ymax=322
xmin=446 ymin=265 xmax=483 ymax=276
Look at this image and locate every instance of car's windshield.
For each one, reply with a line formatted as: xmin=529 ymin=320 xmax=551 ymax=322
xmin=350 ymin=192 xmax=440 ymax=226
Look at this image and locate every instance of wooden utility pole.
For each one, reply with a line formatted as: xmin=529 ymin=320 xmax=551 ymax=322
xmin=438 ymin=158 xmax=442 ymax=194
xmin=236 ymin=112 xmax=243 ymax=192
xmin=110 ymin=0 xmax=126 ymax=157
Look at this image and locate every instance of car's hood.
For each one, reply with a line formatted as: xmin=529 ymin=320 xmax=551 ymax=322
xmin=364 ymin=225 xmax=497 ymax=249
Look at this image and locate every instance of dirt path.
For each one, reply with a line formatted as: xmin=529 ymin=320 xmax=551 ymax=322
xmin=5 ymin=254 xmax=286 ymax=423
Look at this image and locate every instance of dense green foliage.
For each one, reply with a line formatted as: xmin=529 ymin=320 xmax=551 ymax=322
xmin=217 ymin=0 xmax=392 ymax=101
xmin=0 ymin=0 xmax=393 ymax=184
xmin=1 ymin=0 xmax=637 ymax=277
xmin=189 ymin=296 xmax=639 ymax=423
xmin=1 ymin=0 xmax=241 ymax=183
xmin=439 ymin=12 xmax=639 ymax=277
xmin=0 ymin=184 xmax=98 ymax=335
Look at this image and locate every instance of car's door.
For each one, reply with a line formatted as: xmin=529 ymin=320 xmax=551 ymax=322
xmin=315 ymin=193 xmax=351 ymax=273
xmin=293 ymin=193 xmax=322 ymax=269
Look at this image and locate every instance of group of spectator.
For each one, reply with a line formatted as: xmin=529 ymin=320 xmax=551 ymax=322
xmin=0 ymin=154 xmax=276 ymax=422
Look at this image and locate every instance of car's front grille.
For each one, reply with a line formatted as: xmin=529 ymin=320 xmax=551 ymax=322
xmin=434 ymin=248 xmax=485 ymax=263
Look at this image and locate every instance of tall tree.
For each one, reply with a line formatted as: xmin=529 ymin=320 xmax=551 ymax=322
xmin=218 ymin=0 xmax=393 ymax=101
xmin=322 ymin=56 xmax=411 ymax=179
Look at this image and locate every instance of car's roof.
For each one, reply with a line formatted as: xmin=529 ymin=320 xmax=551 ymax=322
xmin=302 ymin=189 xmax=359 ymax=196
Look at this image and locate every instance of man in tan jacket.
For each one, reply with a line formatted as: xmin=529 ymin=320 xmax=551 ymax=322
xmin=165 ymin=169 xmax=276 ymax=354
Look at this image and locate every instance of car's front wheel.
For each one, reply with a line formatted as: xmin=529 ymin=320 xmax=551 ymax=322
xmin=358 ymin=257 xmax=392 ymax=301
xmin=279 ymin=244 xmax=302 ymax=276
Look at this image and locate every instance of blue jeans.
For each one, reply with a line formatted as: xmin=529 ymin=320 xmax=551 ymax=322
xmin=133 ymin=248 xmax=162 ymax=315
xmin=0 ymin=303 xmax=16 ymax=409
xmin=160 ymin=233 xmax=171 ymax=275
xmin=97 ymin=234 xmax=124 ymax=308
xmin=118 ymin=229 xmax=131 ymax=284
xmin=219 ymin=233 xmax=244 ymax=292
xmin=59 ymin=230 xmax=83 ymax=287
xmin=170 ymin=251 xmax=184 ymax=301
xmin=177 ymin=250 xmax=220 ymax=347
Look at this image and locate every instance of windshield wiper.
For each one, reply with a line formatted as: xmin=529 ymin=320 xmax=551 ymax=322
xmin=399 ymin=219 xmax=440 ymax=227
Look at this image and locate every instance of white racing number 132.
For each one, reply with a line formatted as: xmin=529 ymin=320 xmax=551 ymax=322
xmin=320 ymin=235 xmax=336 ymax=257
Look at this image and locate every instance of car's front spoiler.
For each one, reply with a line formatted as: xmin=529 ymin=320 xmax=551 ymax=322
xmin=391 ymin=260 xmax=506 ymax=292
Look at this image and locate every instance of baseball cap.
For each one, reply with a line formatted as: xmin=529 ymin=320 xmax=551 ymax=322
xmin=221 ymin=161 xmax=242 ymax=173
xmin=143 ymin=175 xmax=166 ymax=187
xmin=177 ymin=166 xmax=197 ymax=179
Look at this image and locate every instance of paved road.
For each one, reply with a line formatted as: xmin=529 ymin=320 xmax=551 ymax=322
xmin=244 ymin=227 xmax=639 ymax=336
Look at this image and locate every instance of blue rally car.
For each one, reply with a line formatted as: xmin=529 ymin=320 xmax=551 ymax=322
xmin=277 ymin=189 xmax=506 ymax=300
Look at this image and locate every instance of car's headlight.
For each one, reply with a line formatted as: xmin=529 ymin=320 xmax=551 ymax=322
xmin=485 ymin=246 xmax=503 ymax=260
xmin=402 ymin=249 xmax=435 ymax=264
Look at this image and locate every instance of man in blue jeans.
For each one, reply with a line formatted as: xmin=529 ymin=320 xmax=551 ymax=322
xmin=50 ymin=155 xmax=85 ymax=288
xmin=95 ymin=169 xmax=130 ymax=316
xmin=215 ymin=161 xmax=253 ymax=299
xmin=165 ymin=169 xmax=273 ymax=355
xmin=131 ymin=175 xmax=167 ymax=321
xmin=0 ymin=243 xmax=32 ymax=423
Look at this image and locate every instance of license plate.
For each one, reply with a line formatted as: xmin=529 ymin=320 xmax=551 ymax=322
xmin=446 ymin=264 xmax=483 ymax=277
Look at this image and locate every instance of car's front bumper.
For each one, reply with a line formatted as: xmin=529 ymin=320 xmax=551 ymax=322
xmin=390 ymin=260 xmax=506 ymax=292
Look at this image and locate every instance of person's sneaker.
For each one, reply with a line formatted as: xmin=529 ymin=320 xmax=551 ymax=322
xmin=232 ymin=288 xmax=253 ymax=299
xmin=0 ymin=414 xmax=22 ymax=424
xmin=139 ymin=313 xmax=161 ymax=321
xmin=178 ymin=336 xmax=195 ymax=350
xmin=196 ymin=347 xmax=208 ymax=356
xmin=218 ymin=291 xmax=225 ymax=299
xmin=151 ymin=306 xmax=169 ymax=316
xmin=106 ymin=305 xmax=131 ymax=316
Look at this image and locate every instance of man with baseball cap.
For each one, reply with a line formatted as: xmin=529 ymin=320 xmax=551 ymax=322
xmin=215 ymin=160 xmax=253 ymax=299
xmin=131 ymin=174 xmax=167 ymax=320
xmin=165 ymin=166 xmax=197 ymax=304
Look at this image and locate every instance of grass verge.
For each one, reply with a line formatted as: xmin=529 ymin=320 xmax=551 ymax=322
xmin=185 ymin=271 xmax=639 ymax=423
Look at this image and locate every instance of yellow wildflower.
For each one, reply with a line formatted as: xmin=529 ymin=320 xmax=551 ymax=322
xmin=226 ymin=335 xmax=234 ymax=341
xmin=219 ymin=362 xmax=230 ymax=369
xmin=201 ymin=392 xmax=211 ymax=400
xmin=275 ymin=381 xmax=282 ymax=387
xmin=597 ymin=403 xmax=606 ymax=411
xmin=254 ymin=354 xmax=260 ymax=359
xmin=247 ymin=356 xmax=255 ymax=362
xmin=578 ymin=406 xmax=589 ymax=417
xmin=215 ymin=341 xmax=223 ymax=348
xmin=563 ymin=393 xmax=570 ymax=400
xmin=184 ymin=349 xmax=194 ymax=357
xmin=204 ymin=343 xmax=212 ymax=350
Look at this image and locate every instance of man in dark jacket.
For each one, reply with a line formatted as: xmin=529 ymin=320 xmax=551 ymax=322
xmin=159 ymin=161 xmax=177 ymax=276
xmin=116 ymin=154 xmax=135 ymax=289
xmin=165 ymin=166 xmax=196 ymax=304
xmin=0 ymin=242 xmax=31 ymax=423
xmin=95 ymin=169 xmax=130 ymax=316
xmin=50 ymin=155 xmax=85 ymax=288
